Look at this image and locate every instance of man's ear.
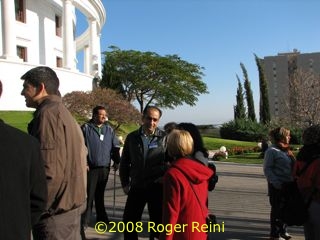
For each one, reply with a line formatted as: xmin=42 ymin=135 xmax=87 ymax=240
xmin=36 ymin=83 xmax=47 ymax=95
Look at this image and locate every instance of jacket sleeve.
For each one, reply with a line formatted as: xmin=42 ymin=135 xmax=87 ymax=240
xmin=160 ymin=172 xmax=180 ymax=240
xmin=38 ymin=110 xmax=67 ymax=210
xmin=263 ymin=148 xmax=281 ymax=187
xmin=30 ymin=141 xmax=47 ymax=225
xmin=111 ymin=130 xmax=121 ymax=164
xmin=119 ymin=135 xmax=131 ymax=187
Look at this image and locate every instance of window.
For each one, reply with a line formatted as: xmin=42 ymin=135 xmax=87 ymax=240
xmin=17 ymin=46 xmax=27 ymax=62
xmin=56 ymin=57 xmax=63 ymax=67
xmin=15 ymin=0 xmax=25 ymax=23
xmin=309 ymin=59 xmax=314 ymax=69
xmin=55 ymin=15 xmax=62 ymax=37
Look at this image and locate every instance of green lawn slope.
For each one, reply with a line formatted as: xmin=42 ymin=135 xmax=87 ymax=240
xmin=0 ymin=111 xmax=33 ymax=132
xmin=0 ymin=111 xmax=266 ymax=164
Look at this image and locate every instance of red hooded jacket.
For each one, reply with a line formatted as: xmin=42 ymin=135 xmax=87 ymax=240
xmin=160 ymin=157 xmax=213 ymax=240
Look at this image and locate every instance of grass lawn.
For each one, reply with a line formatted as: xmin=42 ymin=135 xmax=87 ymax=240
xmin=203 ymin=137 xmax=264 ymax=164
xmin=0 ymin=111 xmax=33 ymax=132
xmin=203 ymin=136 xmax=258 ymax=150
xmin=222 ymin=153 xmax=263 ymax=164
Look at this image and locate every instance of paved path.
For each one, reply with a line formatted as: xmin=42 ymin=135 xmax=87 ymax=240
xmin=84 ymin=162 xmax=305 ymax=240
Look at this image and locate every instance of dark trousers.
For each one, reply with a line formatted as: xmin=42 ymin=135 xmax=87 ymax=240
xmin=123 ymin=183 xmax=163 ymax=240
xmin=268 ymin=183 xmax=287 ymax=237
xmin=82 ymin=167 xmax=110 ymax=226
xmin=33 ymin=206 xmax=83 ymax=240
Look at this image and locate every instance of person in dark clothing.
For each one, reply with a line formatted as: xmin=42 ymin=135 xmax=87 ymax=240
xmin=81 ymin=106 xmax=121 ymax=230
xmin=0 ymin=80 xmax=47 ymax=240
xmin=120 ymin=106 xmax=167 ymax=240
xmin=294 ymin=125 xmax=320 ymax=240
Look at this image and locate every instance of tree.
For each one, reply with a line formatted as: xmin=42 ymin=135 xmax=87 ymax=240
xmin=234 ymin=75 xmax=246 ymax=120
xmin=254 ymin=53 xmax=270 ymax=124
xmin=101 ymin=46 xmax=208 ymax=113
xmin=63 ymin=88 xmax=141 ymax=128
xmin=240 ymin=62 xmax=256 ymax=122
xmin=288 ymin=69 xmax=320 ymax=127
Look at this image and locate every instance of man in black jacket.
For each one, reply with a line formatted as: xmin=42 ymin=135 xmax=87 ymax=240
xmin=120 ymin=106 xmax=167 ymax=240
xmin=0 ymin=80 xmax=47 ymax=240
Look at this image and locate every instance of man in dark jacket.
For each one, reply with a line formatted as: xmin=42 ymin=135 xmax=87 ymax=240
xmin=81 ymin=105 xmax=121 ymax=230
xmin=120 ymin=105 xmax=167 ymax=240
xmin=0 ymin=80 xmax=47 ymax=240
xmin=20 ymin=67 xmax=87 ymax=240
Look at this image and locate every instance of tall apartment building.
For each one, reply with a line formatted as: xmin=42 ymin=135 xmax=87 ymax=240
xmin=0 ymin=0 xmax=105 ymax=110
xmin=263 ymin=50 xmax=320 ymax=122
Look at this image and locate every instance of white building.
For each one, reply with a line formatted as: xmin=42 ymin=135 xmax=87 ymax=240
xmin=0 ymin=0 xmax=105 ymax=110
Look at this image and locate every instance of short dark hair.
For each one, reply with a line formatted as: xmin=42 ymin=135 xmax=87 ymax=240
xmin=92 ymin=105 xmax=107 ymax=116
xmin=143 ymin=105 xmax=162 ymax=118
xmin=21 ymin=66 xmax=60 ymax=95
xmin=177 ymin=122 xmax=208 ymax=157
xmin=164 ymin=122 xmax=177 ymax=134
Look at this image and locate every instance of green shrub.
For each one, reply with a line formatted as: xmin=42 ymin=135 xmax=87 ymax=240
xmin=289 ymin=127 xmax=303 ymax=144
xmin=220 ymin=119 xmax=268 ymax=142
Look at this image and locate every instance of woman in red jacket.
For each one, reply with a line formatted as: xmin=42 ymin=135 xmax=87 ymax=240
xmin=160 ymin=129 xmax=213 ymax=240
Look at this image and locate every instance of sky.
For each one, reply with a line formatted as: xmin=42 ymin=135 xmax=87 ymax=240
xmin=77 ymin=0 xmax=320 ymax=126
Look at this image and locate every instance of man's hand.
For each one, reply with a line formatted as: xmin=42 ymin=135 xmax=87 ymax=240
xmin=123 ymin=185 xmax=130 ymax=195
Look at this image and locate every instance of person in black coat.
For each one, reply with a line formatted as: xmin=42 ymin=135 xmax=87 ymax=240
xmin=0 ymin=80 xmax=47 ymax=240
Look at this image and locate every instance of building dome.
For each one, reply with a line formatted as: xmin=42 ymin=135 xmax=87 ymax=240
xmin=0 ymin=0 xmax=105 ymax=110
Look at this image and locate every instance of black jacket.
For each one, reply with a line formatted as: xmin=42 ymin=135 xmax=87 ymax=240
xmin=0 ymin=120 xmax=47 ymax=240
xmin=119 ymin=127 xmax=167 ymax=188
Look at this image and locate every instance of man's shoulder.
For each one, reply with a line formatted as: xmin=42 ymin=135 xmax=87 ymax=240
xmin=155 ymin=128 xmax=166 ymax=137
xmin=127 ymin=128 xmax=140 ymax=138
xmin=103 ymin=123 xmax=115 ymax=132
xmin=81 ymin=122 xmax=90 ymax=129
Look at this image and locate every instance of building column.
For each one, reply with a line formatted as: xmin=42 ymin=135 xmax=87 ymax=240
xmin=1 ymin=0 xmax=18 ymax=60
xmin=96 ymin=33 xmax=102 ymax=78
xmin=89 ymin=18 xmax=99 ymax=77
xmin=62 ymin=0 xmax=75 ymax=69
xmin=83 ymin=45 xmax=90 ymax=74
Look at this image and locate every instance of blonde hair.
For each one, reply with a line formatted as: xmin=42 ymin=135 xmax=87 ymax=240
xmin=167 ymin=129 xmax=194 ymax=158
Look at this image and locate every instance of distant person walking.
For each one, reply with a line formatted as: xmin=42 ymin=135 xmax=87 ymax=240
xmin=81 ymin=106 xmax=121 ymax=229
xmin=0 ymin=80 xmax=47 ymax=240
xmin=263 ymin=127 xmax=294 ymax=240
xmin=20 ymin=66 xmax=87 ymax=240
xmin=120 ymin=105 xmax=167 ymax=240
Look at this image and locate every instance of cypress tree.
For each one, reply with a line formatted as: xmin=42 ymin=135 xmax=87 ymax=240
xmin=240 ymin=62 xmax=256 ymax=122
xmin=234 ymin=75 xmax=246 ymax=120
xmin=254 ymin=53 xmax=270 ymax=124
